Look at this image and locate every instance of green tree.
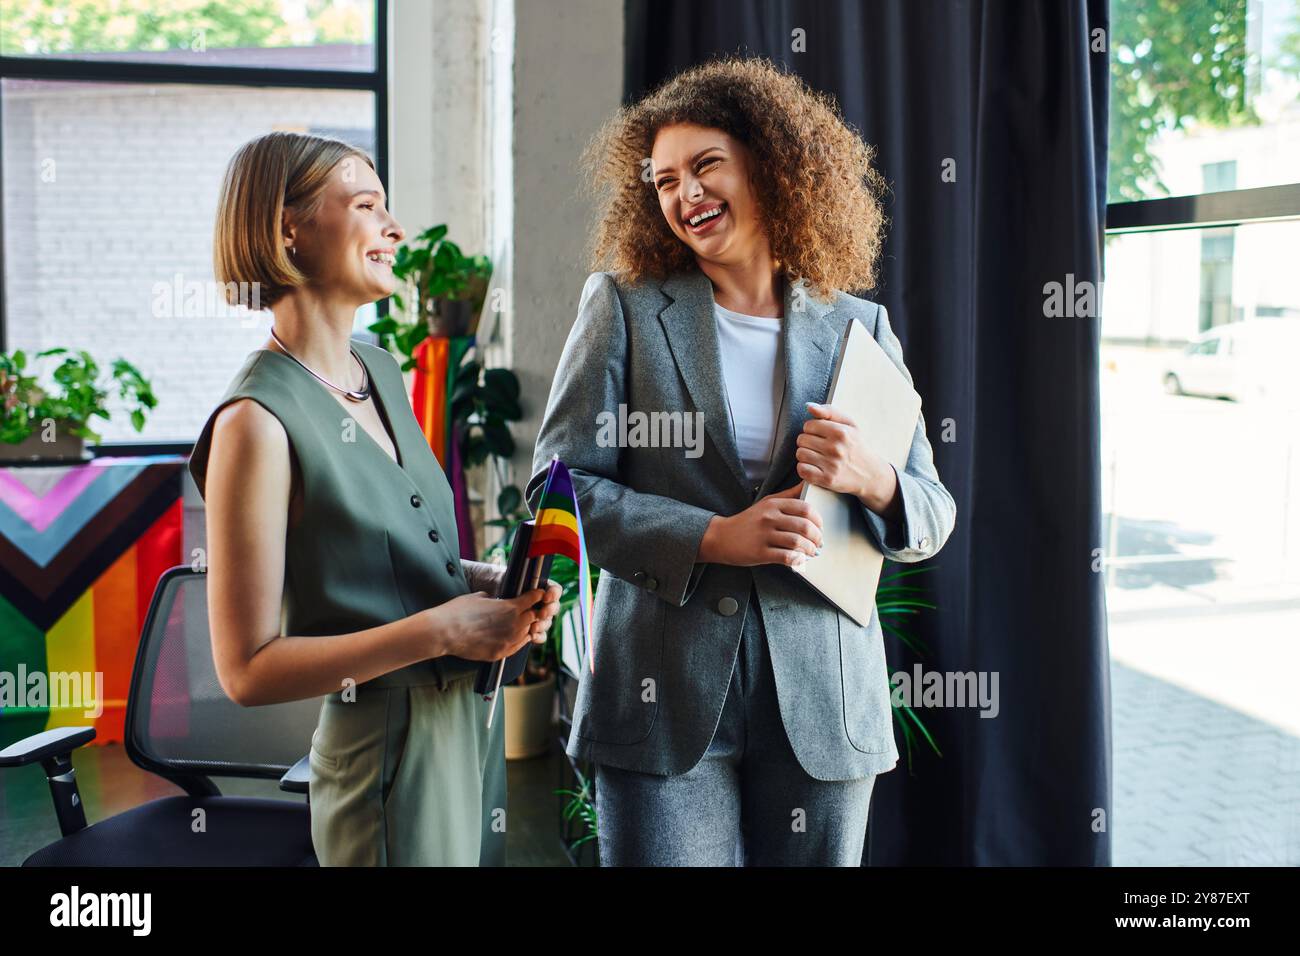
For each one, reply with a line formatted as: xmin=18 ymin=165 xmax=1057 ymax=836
xmin=1109 ymin=0 xmax=1256 ymax=203
xmin=1275 ymin=0 xmax=1300 ymax=73
xmin=0 ymin=0 xmax=371 ymax=57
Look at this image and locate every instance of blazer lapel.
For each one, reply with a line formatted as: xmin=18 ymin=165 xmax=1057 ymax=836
xmin=756 ymin=278 xmax=841 ymax=498
xmin=658 ymin=270 xmax=842 ymax=502
xmin=659 ymin=270 xmax=751 ymax=494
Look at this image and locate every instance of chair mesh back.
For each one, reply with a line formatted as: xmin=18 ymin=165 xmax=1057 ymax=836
xmin=127 ymin=568 xmax=321 ymax=778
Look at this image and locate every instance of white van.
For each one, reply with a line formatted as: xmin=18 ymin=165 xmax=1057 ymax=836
xmin=1163 ymin=319 xmax=1300 ymax=405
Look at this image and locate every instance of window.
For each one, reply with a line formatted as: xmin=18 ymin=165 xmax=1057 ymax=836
xmin=0 ymin=0 xmax=387 ymax=447
xmin=1 ymin=1 xmax=376 ymax=71
xmin=1109 ymin=0 xmax=1300 ymax=204
xmin=1103 ymin=0 xmax=1300 ymax=867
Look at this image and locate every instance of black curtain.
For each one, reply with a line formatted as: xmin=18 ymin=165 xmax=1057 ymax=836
xmin=624 ymin=0 xmax=1111 ymax=865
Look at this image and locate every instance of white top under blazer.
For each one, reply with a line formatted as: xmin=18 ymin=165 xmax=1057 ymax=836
xmin=713 ymin=302 xmax=785 ymax=486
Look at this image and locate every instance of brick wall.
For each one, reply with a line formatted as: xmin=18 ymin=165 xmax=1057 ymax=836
xmin=2 ymin=80 xmax=373 ymax=442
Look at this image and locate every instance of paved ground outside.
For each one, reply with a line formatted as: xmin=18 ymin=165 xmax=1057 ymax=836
xmin=1103 ymin=342 xmax=1300 ymax=866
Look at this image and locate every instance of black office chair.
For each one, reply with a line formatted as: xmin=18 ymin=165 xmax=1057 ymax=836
xmin=0 ymin=566 xmax=321 ymax=866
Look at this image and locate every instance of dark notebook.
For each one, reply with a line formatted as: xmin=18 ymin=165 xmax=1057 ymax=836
xmin=442 ymin=520 xmax=552 ymax=698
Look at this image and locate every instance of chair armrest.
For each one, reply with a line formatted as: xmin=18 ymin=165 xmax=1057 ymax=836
xmin=0 ymin=726 xmax=95 ymax=768
xmin=0 ymin=726 xmax=95 ymax=837
xmin=280 ymin=754 xmax=310 ymax=794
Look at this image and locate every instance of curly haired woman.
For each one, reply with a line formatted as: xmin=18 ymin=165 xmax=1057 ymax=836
xmin=527 ymin=57 xmax=956 ymax=866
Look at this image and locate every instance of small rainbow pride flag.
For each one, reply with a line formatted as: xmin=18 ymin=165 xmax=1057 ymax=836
xmin=527 ymin=456 xmax=595 ymax=672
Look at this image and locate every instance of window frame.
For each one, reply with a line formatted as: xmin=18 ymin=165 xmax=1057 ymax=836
xmin=0 ymin=1 xmax=389 ymax=456
xmin=1106 ymin=183 xmax=1300 ymax=235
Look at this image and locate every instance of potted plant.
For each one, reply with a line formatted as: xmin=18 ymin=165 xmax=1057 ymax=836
xmin=0 ymin=348 xmax=156 ymax=463
xmin=368 ymin=223 xmax=493 ymax=364
xmin=368 ymin=225 xmax=508 ymax=486
xmin=452 ymin=359 xmax=522 ymax=475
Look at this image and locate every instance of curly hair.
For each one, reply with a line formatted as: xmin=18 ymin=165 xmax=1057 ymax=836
xmin=583 ymin=56 xmax=889 ymax=302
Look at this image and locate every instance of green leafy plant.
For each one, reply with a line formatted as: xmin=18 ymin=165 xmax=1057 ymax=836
xmin=452 ymin=360 xmax=522 ymax=469
xmin=876 ymin=565 xmax=943 ymax=771
xmin=0 ymin=348 xmax=156 ymax=446
xmin=368 ymin=224 xmax=492 ymax=369
xmin=395 ymin=223 xmax=492 ymax=303
xmin=554 ymin=764 xmax=599 ymax=857
xmin=370 ymin=223 xmax=518 ymax=510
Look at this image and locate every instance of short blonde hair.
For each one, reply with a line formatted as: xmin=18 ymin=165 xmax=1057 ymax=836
xmin=213 ymin=132 xmax=375 ymax=308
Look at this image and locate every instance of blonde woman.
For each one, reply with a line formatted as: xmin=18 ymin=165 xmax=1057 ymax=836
xmin=189 ymin=132 xmax=561 ymax=866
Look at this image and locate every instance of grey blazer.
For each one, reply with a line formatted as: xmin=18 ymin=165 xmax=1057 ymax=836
xmin=525 ymin=268 xmax=956 ymax=780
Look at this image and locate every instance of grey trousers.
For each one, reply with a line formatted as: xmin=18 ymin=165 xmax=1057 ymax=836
xmin=595 ymin=585 xmax=877 ymax=866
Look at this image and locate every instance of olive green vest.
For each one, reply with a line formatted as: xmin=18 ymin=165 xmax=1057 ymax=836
xmin=188 ymin=340 xmax=478 ymax=690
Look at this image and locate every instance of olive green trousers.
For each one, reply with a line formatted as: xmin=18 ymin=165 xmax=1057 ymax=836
xmin=308 ymin=675 xmax=507 ymax=866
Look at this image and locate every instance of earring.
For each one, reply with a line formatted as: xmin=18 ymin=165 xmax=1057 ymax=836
xmin=290 ymin=246 xmax=297 ymax=257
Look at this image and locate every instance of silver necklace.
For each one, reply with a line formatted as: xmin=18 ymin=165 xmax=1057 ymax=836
xmin=268 ymin=326 xmax=371 ymax=402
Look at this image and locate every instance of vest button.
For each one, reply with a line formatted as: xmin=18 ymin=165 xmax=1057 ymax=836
xmin=445 ymin=561 xmax=457 ymax=576
xmin=410 ymin=494 xmax=422 ymax=508
xmin=717 ymin=596 xmax=739 ymax=616
xmin=428 ymin=529 xmax=440 ymax=543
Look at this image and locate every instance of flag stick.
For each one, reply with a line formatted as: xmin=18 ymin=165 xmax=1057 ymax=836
xmin=485 ymin=658 xmax=506 ymax=729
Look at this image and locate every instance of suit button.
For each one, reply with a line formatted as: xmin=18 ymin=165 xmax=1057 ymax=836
xmin=645 ymin=577 xmax=658 ymax=591
xmin=717 ymin=596 xmax=739 ymax=616
xmin=445 ymin=561 xmax=457 ymax=576
xmin=632 ymin=570 xmax=646 ymax=583
xmin=428 ymin=529 xmax=440 ymax=543
xmin=410 ymin=494 xmax=422 ymax=508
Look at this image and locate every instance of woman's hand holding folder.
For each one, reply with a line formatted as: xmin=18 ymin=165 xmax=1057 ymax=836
xmin=796 ymin=401 xmax=902 ymax=521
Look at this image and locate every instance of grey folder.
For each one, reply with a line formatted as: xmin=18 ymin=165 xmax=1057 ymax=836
xmin=791 ymin=315 xmax=923 ymax=625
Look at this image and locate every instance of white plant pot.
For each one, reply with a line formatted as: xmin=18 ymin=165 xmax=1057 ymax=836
xmin=503 ymin=671 xmax=556 ymax=760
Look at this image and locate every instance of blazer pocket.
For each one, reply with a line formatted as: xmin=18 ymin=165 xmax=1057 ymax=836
xmin=838 ymin=608 xmax=895 ymax=755
xmin=574 ymin=586 xmax=665 ymax=745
